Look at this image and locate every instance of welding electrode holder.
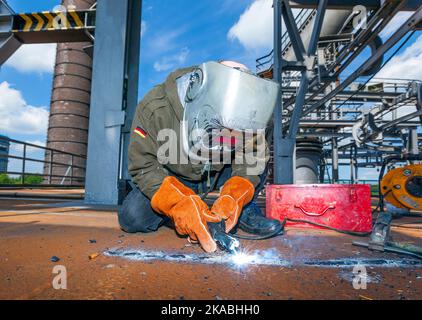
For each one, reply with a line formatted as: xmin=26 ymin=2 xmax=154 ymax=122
xmin=207 ymin=221 xmax=240 ymax=254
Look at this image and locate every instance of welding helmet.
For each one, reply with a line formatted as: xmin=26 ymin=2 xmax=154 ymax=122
xmin=181 ymin=61 xmax=280 ymax=162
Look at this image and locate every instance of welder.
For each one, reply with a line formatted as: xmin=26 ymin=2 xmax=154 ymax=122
xmin=118 ymin=60 xmax=281 ymax=252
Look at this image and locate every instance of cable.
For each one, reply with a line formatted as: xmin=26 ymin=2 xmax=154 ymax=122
xmin=231 ymin=221 xmax=286 ymax=240
xmin=231 ymin=229 xmax=284 ymax=240
xmin=200 ymin=169 xmax=222 ymax=201
xmin=284 ymin=218 xmax=371 ymax=236
xmin=230 ymin=216 xmax=373 ymax=240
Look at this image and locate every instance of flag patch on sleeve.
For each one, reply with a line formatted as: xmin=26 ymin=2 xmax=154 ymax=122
xmin=134 ymin=126 xmax=148 ymax=138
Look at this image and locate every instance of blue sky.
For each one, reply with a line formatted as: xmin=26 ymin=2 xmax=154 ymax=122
xmin=138 ymin=0 xmax=262 ymax=97
xmin=0 ymin=0 xmax=420 ymax=180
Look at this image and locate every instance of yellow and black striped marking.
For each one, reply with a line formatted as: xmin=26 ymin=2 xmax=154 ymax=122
xmin=12 ymin=10 xmax=92 ymax=32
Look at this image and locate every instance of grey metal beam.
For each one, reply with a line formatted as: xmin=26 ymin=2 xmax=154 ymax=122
xmin=0 ymin=0 xmax=21 ymax=66
xmin=85 ymin=0 xmax=141 ymax=205
xmin=11 ymin=10 xmax=95 ymax=44
xmin=289 ymin=0 xmax=420 ymax=11
xmin=0 ymin=34 xmax=20 ymax=65
xmin=300 ymin=120 xmax=421 ymax=128
xmin=299 ymin=132 xmax=353 ymax=138
xmin=287 ymin=74 xmax=309 ymax=138
xmin=281 ymin=0 xmax=306 ymax=62
xmin=273 ymin=0 xmax=327 ymax=184
xmin=121 ymin=0 xmax=142 ymax=185
xmin=287 ymin=0 xmax=327 ymax=138
xmin=272 ymin=0 xmax=286 ymax=184
xmin=273 ymin=0 xmax=300 ymax=184
xmin=282 ymin=87 xmax=401 ymax=100
xmin=379 ymin=110 xmax=422 ymax=130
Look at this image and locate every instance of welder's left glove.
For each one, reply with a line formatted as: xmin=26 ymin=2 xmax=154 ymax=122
xmin=211 ymin=176 xmax=255 ymax=233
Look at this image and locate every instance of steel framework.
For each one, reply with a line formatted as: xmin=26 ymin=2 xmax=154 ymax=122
xmin=265 ymin=0 xmax=422 ymax=185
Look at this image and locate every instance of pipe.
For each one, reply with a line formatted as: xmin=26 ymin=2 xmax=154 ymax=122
xmin=295 ymin=137 xmax=323 ymax=184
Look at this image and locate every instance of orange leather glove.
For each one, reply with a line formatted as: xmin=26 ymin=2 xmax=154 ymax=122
xmin=151 ymin=176 xmax=221 ymax=252
xmin=211 ymin=176 xmax=255 ymax=233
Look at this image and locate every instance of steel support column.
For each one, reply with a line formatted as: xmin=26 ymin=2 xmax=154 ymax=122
xmin=85 ymin=0 xmax=141 ymax=205
xmin=272 ymin=0 xmax=327 ymax=184
xmin=0 ymin=0 xmax=20 ymax=66
xmin=272 ymin=0 xmax=285 ymax=184
xmin=120 ymin=0 xmax=142 ymax=202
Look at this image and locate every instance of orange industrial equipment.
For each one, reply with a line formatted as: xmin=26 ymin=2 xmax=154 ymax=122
xmin=381 ymin=164 xmax=422 ymax=210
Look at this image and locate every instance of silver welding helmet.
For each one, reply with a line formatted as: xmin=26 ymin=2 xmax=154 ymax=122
xmin=181 ymin=61 xmax=280 ymax=162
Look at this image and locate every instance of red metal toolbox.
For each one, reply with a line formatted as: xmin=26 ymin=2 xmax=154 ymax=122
xmin=266 ymin=184 xmax=372 ymax=232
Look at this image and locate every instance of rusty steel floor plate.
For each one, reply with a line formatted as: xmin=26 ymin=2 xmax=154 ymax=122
xmin=0 ymin=194 xmax=421 ymax=300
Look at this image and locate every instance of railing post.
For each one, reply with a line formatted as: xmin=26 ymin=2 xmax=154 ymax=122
xmin=48 ymin=150 xmax=53 ymax=184
xmin=70 ymin=155 xmax=74 ymax=185
xmin=22 ymin=144 xmax=26 ymax=184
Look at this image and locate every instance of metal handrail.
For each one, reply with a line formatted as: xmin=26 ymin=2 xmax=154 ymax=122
xmin=0 ymin=153 xmax=86 ymax=170
xmin=0 ymin=135 xmax=85 ymax=158
xmin=0 ymin=136 xmax=86 ymax=187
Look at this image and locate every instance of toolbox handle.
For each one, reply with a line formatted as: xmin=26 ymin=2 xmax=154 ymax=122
xmin=294 ymin=202 xmax=336 ymax=217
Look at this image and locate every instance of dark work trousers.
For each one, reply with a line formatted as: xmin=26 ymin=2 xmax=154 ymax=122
xmin=118 ymin=165 xmax=267 ymax=233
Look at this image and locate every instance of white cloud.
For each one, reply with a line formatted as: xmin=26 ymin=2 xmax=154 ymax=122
xmin=153 ymin=47 xmax=190 ymax=72
xmin=228 ymin=0 xmax=273 ymax=51
xmin=10 ymin=140 xmax=46 ymax=155
xmin=141 ymin=20 xmax=147 ymax=38
xmin=148 ymin=27 xmax=187 ymax=54
xmin=376 ymin=34 xmax=422 ymax=81
xmin=5 ymin=44 xmax=56 ymax=74
xmin=0 ymin=81 xmax=49 ymax=135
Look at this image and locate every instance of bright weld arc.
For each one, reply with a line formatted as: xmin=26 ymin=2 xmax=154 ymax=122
xmin=231 ymin=251 xmax=259 ymax=266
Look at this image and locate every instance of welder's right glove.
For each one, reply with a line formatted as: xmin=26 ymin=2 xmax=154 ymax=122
xmin=151 ymin=176 xmax=221 ymax=253
xmin=211 ymin=176 xmax=255 ymax=233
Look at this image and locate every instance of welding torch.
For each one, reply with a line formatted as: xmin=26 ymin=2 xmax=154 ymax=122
xmin=207 ymin=221 xmax=240 ymax=254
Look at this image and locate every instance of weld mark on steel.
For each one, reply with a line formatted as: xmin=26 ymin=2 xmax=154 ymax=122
xmin=104 ymin=248 xmax=422 ymax=268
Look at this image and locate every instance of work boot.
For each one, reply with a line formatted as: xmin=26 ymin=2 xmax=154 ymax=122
xmin=237 ymin=201 xmax=281 ymax=235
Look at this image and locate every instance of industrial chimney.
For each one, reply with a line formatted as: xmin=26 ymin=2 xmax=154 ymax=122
xmin=44 ymin=0 xmax=95 ymax=185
